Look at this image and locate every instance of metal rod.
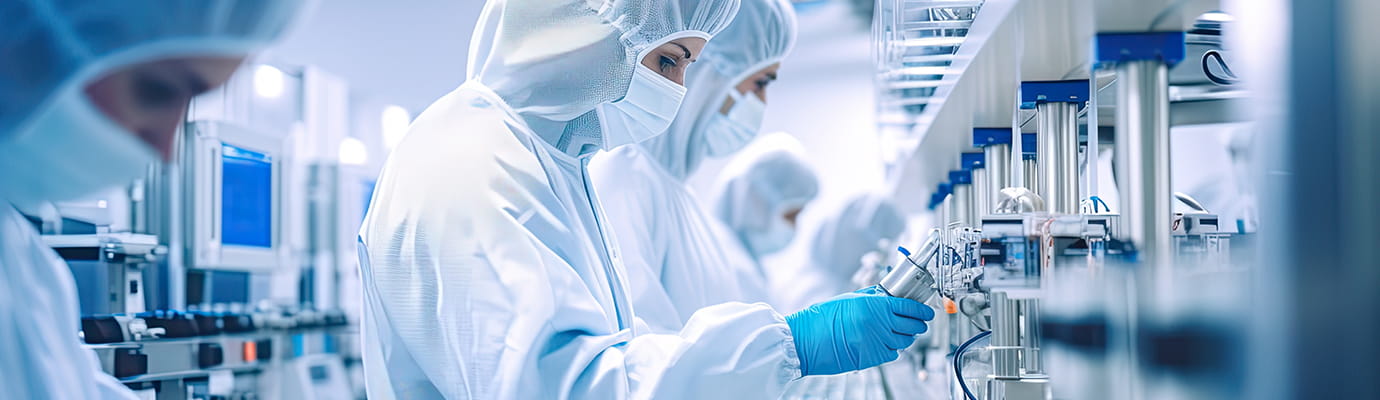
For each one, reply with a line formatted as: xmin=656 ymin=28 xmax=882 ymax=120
xmin=1020 ymin=298 xmax=1045 ymax=375
xmin=1036 ymin=101 xmax=1081 ymax=214
xmin=985 ymin=143 xmax=1011 ymax=197
xmin=991 ymin=291 xmax=1022 ymax=379
xmin=1114 ymin=60 xmax=1172 ymax=267
xmin=1023 ymin=157 xmax=1040 ymax=197
xmin=973 ymin=166 xmax=990 ymax=220
xmin=952 ymin=183 xmax=974 ymax=226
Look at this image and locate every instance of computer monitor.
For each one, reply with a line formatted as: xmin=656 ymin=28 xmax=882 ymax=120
xmin=184 ymin=121 xmax=287 ymax=270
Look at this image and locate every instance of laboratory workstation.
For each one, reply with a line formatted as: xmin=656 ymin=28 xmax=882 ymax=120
xmin=0 ymin=0 xmax=1374 ymax=399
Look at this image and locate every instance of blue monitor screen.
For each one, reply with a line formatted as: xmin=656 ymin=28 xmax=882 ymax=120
xmin=221 ymin=144 xmax=273 ymax=248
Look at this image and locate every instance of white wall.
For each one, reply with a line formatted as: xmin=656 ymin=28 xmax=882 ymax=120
xmin=260 ymin=0 xmax=482 ymax=114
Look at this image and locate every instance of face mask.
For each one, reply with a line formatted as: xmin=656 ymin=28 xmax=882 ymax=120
xmin=0 ymin=88 xmax=159 ymax=209
xmin=744 ymin=215 xmax=796 ymax=257
xmin=704 ymin=89 xmax=766 ymax=157
xmin=597 ymin=64 xmax=687 ymax=150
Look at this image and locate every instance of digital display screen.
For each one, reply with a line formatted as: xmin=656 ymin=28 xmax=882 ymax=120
xmin=221 ymin=144 xmax=273 ymax=248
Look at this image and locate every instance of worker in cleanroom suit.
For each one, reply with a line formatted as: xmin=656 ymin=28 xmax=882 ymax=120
xmin=356 ymin=0 xmax=935 ymax=398
xmin=0 ymin=1 xmax=303 ymax=398
xmin=776 ymin=193 xmax=907 ymax=313
xmin=589 ymin=0 xmax=802 ymax=330
xmin=713 ymin=132 xmax=821 ymax=264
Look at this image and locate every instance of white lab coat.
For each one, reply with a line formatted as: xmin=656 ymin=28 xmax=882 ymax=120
xmin=590 ymin=145 xmax=770 ymax=331
xmin=0 ymin=203 xmax=137 ymax=399
xmin=357 ymin=83 xmax=801 ymax=399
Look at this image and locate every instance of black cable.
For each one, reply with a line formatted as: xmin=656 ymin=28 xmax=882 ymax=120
xmin=953 ymin=330 xmax=993 ymax=400
xmin=1201 ymin=49 xmax=1240 ymax=86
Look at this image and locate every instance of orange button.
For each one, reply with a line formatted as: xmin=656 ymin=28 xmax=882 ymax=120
xmin=943 ymin=297 xmax=958 ymax=314
xmin=243 ymin=341 xmax=258 ymax=362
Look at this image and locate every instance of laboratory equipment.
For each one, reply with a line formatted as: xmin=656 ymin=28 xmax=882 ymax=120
xmin=182 ymin=121 xmax=289 ymax=271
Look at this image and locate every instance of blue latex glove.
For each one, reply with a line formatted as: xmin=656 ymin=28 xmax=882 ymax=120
xmin=785 ymin=292 xmax=935 ymax=376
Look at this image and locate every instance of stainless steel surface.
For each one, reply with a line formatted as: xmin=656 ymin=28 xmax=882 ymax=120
xmin=1174 ymin=191 xmax=1209 ymax=213
xmin=1023 ymin=158 xmax=1040 ymax=197
xmin=991 ymin=291 xmax=1022 ymax=380
xmin=973 ymin=166 xmax=991 ymax=220
xmin=994 ymin=187 xmax=1046 ymax=214
xmin=1036 ymin=101 xmax=1080 ymax=214
xmin=952 ymin=183 xmax=975 ymax=226
xmin=1114 ymin=60 xmax=1173 ymax=267
xmin=1020 ymin=298 xmax=1045 ymax=376
xmin=986 ymin=143 xmax=1012 ymax=212
xmin=879 ymin=230 xmax=942 ymax=302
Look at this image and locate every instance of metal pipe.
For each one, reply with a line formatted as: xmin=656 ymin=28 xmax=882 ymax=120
xmin=1037 ymin=101 xmax=1081 ymax=214
xmin=1020 ymin=298 xmax=1045 ymax=375
xmin=952 ymin=183 xmax=974 ymax=226
xmin=1023 ymin=157 xmax=1040 ymax=197
xmin=986 ymin=143 xmax=1011 ymax=200
xmin=991 ymin=291 xmax=1022 ymax=379
xmin=1114 ymin=60 xmax=1172 ymax=267
xmin=973 ymin=166 xmax=990 ymax=220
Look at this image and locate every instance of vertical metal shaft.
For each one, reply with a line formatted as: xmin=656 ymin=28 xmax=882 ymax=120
xmin=1023 ymin=157 xmax=1040 ymax=197
xmin=1114 ymin=60 xmax=1172 ymax=267
xmin=951 ymin=183 xmax=974 ymax=226
xmin=991 ymin=291 xmax=1022 ymax=379
xmin=986 ymin=143 xmax=1012 ymax=195
xmin=1020 ymin=298 xmax=1045 ymax=375
xmin=973 ymin=167 xmax=990 ymax=220
xmin=1037 ymin=101 xmax=1081 ymax=214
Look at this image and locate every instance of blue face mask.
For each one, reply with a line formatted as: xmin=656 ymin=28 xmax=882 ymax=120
xmin=0 ymin=89 xmax=159 ymax=208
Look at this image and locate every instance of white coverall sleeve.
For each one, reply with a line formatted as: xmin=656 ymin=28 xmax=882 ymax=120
xmin=0 ymin=205 xmax=138 ymax=400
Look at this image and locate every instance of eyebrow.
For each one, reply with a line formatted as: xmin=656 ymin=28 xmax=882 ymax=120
xmin=671 ymin=42 xmax=692 ymax=60
xmin=766 ymin=72 xmax=778 ymax=81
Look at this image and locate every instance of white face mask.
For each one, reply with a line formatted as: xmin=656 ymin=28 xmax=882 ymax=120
xmin=744 ymin=214 xmax=796 ymax=257
xmin=597 ymin=64 xmax=687 ymax=150
xmin=704 ymin=88 xmax=765 ymax=157
xmin=0 ymin=88 xmax=159 ymax=209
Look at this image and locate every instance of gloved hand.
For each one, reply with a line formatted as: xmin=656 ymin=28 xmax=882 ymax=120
xmin=785 ymin=292 xmax=934 ymax=376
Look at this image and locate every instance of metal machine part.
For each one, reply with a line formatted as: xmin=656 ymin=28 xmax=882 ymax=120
xmin=1114 ymin=59 xmax=1173 ymax=268
xmin=973 ymin=165 xmax=991 ymax=221
xmin=994 ymin=187 xmax=1046 ymax=214
xmin=1036 ymin=101 xmax=1082 ymax=214
xmin=880 ymin=230 xmax=943 ymax=302
xmin=985 ymin=143 xmax=1012 ymax=213
xmin=990 ymin=291 xmax=1022 ymax=380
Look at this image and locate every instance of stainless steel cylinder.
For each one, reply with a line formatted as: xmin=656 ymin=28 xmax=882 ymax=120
xmin=1022 ymin=157 xmax=1040 ymax=196
xmin=952 ymin=183 xmax=974 ymax=226
xmin=1020 ymin=298 xmax=1045 ymax=375
xmin=972 ymin=167 xmax=990 ymax=220
xmin=1037 ymin=101 xmax=1081 ymax=214
xmin=990 ymin=291 xmax=1022 ymax=379
xmin=1114 ymin=60 xmax=1172 ymax=267
xmin=985 ymin=143 xmax=1012 ymax=205
xmin=879 ymin=230 xmax=942 ymax=302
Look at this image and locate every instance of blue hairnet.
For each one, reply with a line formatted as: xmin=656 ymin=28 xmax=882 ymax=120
xmin=0 ymin=0 xmax=306 ymax=135
xmin=640 ymin=0 xmax=799 ymax=180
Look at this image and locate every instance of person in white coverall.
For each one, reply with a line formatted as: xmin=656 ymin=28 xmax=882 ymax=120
xmin=0 ymin=1 xmax=302 ymax=398
xmin=356 ymin=0 xmax=935 ymax=398
xmin=713 ymin=132 xmax=821 ymax=263
xmin=589 ymin=0 xmax=801 ymax=331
